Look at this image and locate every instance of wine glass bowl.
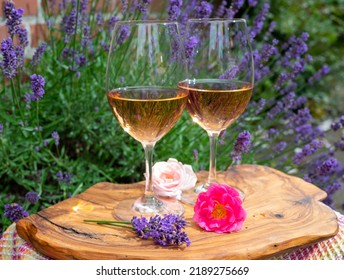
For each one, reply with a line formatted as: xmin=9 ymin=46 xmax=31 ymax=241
xmin=180 ymin=18 xmax=254 ymax=204
xmin=106 ymin=20 xmax=187 ymax=221
xmin=178 ymin=79 xmax=253 ymax=133
xmin=107 ymin=87 xmax=188 ymax=145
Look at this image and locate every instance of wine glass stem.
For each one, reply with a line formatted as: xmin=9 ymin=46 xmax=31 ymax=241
xmin=207 ymin=131 xmax=220 ymax=186
xmin=143 ymin=143 xmax=155 ymax=197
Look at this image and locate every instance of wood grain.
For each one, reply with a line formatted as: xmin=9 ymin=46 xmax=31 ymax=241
xmin=16 ymin=164 xmax=339 ymax=260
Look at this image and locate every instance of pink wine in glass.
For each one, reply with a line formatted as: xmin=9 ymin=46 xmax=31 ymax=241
xmin=178 ymin=79 xmax=253 ymax=133
xmin=107 ymin=86 xmax=188 ymax=144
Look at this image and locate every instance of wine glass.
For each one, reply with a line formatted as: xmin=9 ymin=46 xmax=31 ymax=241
xmin=106 ymin=20 xmax=188 ymax=221
xmin=178 ymin=18 xmax=254 ymax=204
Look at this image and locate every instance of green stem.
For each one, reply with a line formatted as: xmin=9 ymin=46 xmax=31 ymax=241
xmin=10 ymin=79 xmax=24 ymax=121
xmin=72 ymin=0 xmax=81 ymax=71
xmin=83 ymin=219 xmax=133 ymax=229
xmin=36 ymin=102 xmax=43 ymax=142
xmin=43 ymin=0 xmax=57 ymax=58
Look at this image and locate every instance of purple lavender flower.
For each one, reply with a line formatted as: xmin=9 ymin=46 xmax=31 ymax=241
xmin=131 ymin=214 xmax=191 ymax=246
xmin=254 ymin=98 xmax=266 ymax=115
xmin=56 ymin=171 xmax=64 ymax=183
xmin=0 ymin=38 xmax=18 ymax=78
xmin=75 ymin=53 xmax=87 ymax=66
xmin=267 ymin=101 xmax=284 ymax=119
xmin=96 ymin=12 xmax=103 ymax=26
xmin=15 ymin=45 xmax=25 ymax=68
xmin=17 ymin=27 xmax=29 ymax=46
xmin=3 ymin=1 xmax=24 ymax=36
xmin=340 ymin=116 xmax=344 ymax=126
xmin=331 ymin=121 xmax=341 ymax=132
xmin=80 ymin=0 xmax=88 ymax=13
xmin=193 ymin=149 xmax=198 ymax=161
xmin=308 ymin=64 xmax=330 ymax=85
xmin=268 ymin=21 xmax=276 ymax=34
xmin=25 ymin=191 xmax=40 ymax=204
xmin=324 ymin=182 xmax=342 ymax=196
xmin=108 ymin=16 xmax=118 ymax=34
xmin=4 ymin=203 xmax=29 ymax=223
xmin=28 ymin=74 xmax=45 ymax=101
xmin=260 ymin=42 xmax=278 ymax=62
xmin=250 ymin=3 xmax=270 ymax=39
xmin=194 ymin=1 xmax=213 ymax=18
xmin=63 ymin=172 xmax=73 ymax=185
xmin=289 ymin=108 xmax=312 ymax=127
xmin=292 ymin=139 xmax=323 ymax=165
xmin=184 ymin=36 xmax=198 ymax=59
xmin=50 ymin=131 xmax=61 ymax=146
xmin=219 ymin=66 xmax=239 ymax=80
xmin=168 ymin=0 xmax=183 ymax=21
xmin=281 ymin=92 xmax=295 ymax=110
xmin=319 ymin=157 xmax=339 ymax=176
xmin=231 ymin=130 xmax=252 ymax=161
xmin=248 ymin=0 xmax=258 ymax=6
xmin=215 ymin=0 xmax=226 ymax=17
xmin=283 ymin=33 xmax=309 ymax=66
xmin=225 ymin=0 xmax=244 ymax=19
xmin=274 ymin=72 xmax=290 ymax=90
xmin=117 ymin=25 xmax=130 ymax=45
xmin=62 ymin=8 xmax=77 ymax=42
xmin=267 ymin=128 xmax=278 ymax=139
xmin=292 ymin=96 xmax=307 ymax=109
xmin=273 ymin=141 xmax=287 ymax=154
xmin=219 ymin=129 xmax=227 ymax=145
xmin=291 ymin=59 xmax=306 ymax=76
xmin=43 ymin=139 xmax=49 ymax=147
xmin=52 ymin=131 xmax=60 ymax=146
xmin=56 ymin=171 xmax=72 ymax=185
xmin=338 ymin=140 xmax=344 ymax=152
xmin=31 ymin=42 xmax=47 ymax=67
xmin=136 ymin=0 xmax=152 ymax=18
xmin=23 ymin=93 xmax=32 ymax=107
xmin=0 ymin=123 xmax=3 ymax=135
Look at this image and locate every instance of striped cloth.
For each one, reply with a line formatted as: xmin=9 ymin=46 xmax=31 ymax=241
xmin=1 ymin=212 xmax=343 ymax=260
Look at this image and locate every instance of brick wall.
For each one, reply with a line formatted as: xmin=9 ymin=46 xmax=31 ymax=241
xmin=0 ymin=0 xmax=166 ymax=58
xmin=1 ymin=0 xmax=45 ymax=57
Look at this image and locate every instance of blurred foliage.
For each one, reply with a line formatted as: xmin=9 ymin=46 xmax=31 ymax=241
xmin=1 ymin=0 xmax=344 ymax=234
xmin=271 ymin=0 xmax=344 ymax=117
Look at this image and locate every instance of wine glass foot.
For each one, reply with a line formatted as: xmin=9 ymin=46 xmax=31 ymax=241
xmin=181 ymin=184 xmax=207 ymax=205
xmin=181 ymin=183 xmax=245 ymax=206
xmin=112 ymin=196 xmax=184 ymax=221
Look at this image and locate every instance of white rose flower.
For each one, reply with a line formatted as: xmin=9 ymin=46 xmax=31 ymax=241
xmin=149 ymin=158 xmax=197 ymax=200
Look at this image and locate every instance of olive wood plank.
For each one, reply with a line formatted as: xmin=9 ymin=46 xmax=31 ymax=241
xmin=16 ymin=164 xmax=339 ymax=260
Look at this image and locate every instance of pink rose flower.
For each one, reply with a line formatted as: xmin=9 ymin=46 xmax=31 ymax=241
xmin=150 ymin=158 xmax=197 ymax=200
xmin=193 ymin=183 xmax=247 ymax=233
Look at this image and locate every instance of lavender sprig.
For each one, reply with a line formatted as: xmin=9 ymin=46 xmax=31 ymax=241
xmin=4 ymin=203 xmax=29 ymax=223
xmin=84 ymin=214 xmax=191 ymax=247
xmin=0 ymin=38 xmax=18 ymax=78
xmin=3 ymin=1 xmax=24 ymax=36
xmin=231 ymin=130 xmax=252 ymax=161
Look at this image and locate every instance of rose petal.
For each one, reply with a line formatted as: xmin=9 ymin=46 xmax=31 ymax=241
xmin=150 ymin=158 xmax=197 ymax=199
xmin=193 ymin=183 xmax=247 ymax=233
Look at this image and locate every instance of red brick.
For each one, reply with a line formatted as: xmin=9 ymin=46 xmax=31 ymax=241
xmin=1 ymin=0 xmax=39 ymax=16
xmin=0 ymin=24 xmax=26 ymax=45
xmin=42 ymin=0 xmax=118 ymax=16
xmin=150 ymin=0 xmax=166 ymax=13
xmin=30 ymin=23 xmax=49 ymax=48
xmin=0 ymin=24 xmax=9 ymax=42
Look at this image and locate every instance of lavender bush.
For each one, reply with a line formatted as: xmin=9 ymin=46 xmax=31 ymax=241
xmin=0 ymin=0 xmax=343 ymax=233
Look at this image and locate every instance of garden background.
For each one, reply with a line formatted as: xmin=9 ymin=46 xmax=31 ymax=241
xmin=0 ymin=0 xmax=343 ymax=234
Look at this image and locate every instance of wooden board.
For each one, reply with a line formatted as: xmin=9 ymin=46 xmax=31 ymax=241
xmin=16 ymin=164 xmax=339 ymax=260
